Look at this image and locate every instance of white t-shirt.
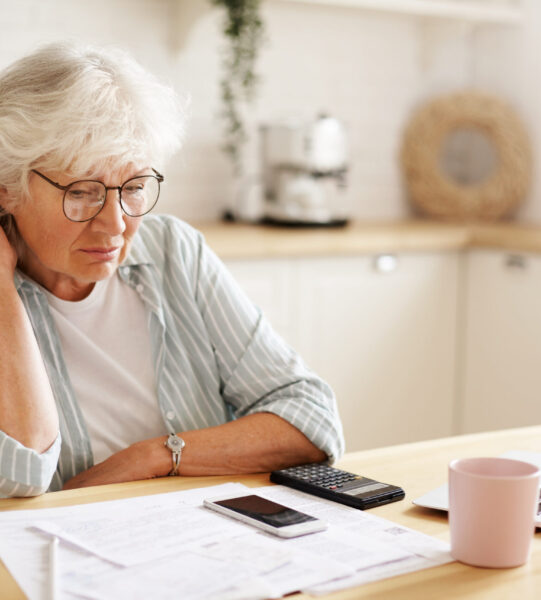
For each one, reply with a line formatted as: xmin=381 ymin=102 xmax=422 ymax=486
xmin=44 ymin=274 xmax=165 ymax=464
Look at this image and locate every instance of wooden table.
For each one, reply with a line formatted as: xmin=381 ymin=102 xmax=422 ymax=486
xmin=2 ymin=425 xmax=541 ymax=599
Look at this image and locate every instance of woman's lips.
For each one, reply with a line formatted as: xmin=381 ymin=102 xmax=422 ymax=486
xmin=80 ymin=247 xmax=121 ymax=261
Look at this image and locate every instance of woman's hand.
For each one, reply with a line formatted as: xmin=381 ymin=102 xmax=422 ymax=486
xmin=0 ymin=222 xmax=59 ymax=455
xmin=62 ymin=438 xmax=171 ymax=490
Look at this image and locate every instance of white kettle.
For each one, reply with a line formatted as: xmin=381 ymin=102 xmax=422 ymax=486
xmin=307 ymin=114 xmax=348 ymax=173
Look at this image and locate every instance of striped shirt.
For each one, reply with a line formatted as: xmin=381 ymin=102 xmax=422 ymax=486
xmin=1 ymin=215 xmax=344 ymax=497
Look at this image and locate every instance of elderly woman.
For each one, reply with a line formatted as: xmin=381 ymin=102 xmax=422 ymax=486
xmin=0 ymin=42 xmax=344 ymax=497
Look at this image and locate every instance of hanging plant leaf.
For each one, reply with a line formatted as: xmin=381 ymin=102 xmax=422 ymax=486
xmin=210 ymin=0 xmax=265 ymax=174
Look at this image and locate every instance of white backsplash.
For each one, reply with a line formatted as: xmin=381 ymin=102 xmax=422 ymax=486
xmin=0 ymin=0 xmax=535 ymax=223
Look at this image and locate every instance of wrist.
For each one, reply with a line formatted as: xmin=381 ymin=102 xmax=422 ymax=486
xmin=131 ymin=437 xmax=170 ymax=479
xmin=164 ymin=433 xmax=186 ymax=476
xmin=146 ymin=436 xmax=181 ymax=478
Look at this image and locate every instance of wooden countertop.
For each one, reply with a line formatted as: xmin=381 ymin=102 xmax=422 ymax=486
xmin=192 ymin=219 xmax=541 ymax=259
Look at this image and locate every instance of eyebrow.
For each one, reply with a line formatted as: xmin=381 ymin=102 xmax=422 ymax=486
xmin=71 ymin=167 xmax=154 ymax=183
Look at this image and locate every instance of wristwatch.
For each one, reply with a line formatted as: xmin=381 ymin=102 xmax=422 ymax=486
xmin=164 ymin=433 xmax=185 ymax=476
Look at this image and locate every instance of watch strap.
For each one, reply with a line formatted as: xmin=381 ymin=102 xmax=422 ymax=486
xmin=170 ymin=446 xmax=181 ymax=476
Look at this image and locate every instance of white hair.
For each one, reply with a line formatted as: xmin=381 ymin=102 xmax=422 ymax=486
xmin=0 ymin=41 xmax=186 ymax=209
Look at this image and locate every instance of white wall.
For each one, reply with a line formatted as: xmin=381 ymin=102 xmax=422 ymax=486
xmin=0 ymin=0 xmax=533 ymax=224
xmin=471 ymin=0 xmax=541 ymax=223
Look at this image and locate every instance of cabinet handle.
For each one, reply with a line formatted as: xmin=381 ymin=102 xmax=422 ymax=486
xmin=373 ymin=254 xmax=398 ymax=274
xmin=505 ymin=254 xmax=527 ymax=270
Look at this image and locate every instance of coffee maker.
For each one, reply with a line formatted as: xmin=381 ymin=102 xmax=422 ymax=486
xmin=260 ymin=114 xmax=350 ymax=226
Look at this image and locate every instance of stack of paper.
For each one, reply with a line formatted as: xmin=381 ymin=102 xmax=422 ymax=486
xmin=0 ymin=482 xmax=451 ymax=599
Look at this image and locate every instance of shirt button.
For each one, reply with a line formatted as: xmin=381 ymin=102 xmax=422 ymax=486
xmin=166 ymin=411 xmax=175 ymax=421
xmin=136 ymin=284 xmax=144 ymax=293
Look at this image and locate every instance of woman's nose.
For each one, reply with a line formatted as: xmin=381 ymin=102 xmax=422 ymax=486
xmin=91 ymin=189 xmax=126 ymax=235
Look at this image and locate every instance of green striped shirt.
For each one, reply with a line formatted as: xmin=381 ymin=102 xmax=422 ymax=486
xmin=1 ymin=215 xmax=344 ymax=497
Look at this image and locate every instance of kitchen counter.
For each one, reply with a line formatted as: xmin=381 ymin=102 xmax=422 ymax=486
xmin=193 ymin=219 xmax=541 ymax=259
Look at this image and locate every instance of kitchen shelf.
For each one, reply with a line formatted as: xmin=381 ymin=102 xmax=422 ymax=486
xmin=282 ymin=0 xmax=524 ymax=25
xmin=171 ymin=0 xmax=523 ymax=51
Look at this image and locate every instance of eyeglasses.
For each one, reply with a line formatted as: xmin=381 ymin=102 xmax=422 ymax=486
xmin=31 ymin=168 xmax=164 ymax=222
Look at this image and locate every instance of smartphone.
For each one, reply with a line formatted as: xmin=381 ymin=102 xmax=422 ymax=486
xmin=203 ymin=493 xmax=327 ymax=538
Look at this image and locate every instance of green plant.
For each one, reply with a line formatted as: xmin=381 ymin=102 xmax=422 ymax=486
xmin=211 ymin=0 xmax=265 ymax=175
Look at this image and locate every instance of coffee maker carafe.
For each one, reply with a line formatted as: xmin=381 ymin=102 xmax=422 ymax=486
xmin=260 ymin=114 xmax=350 ymax=226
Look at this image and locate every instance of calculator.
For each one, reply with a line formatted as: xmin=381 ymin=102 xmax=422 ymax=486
xmin=270 ymin=463 xmax=405 ymax=510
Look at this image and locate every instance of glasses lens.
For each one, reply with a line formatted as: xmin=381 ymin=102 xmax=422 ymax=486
xmin=64 ymin=181 xmax=105 ymax=222
xmin=120 ymin=176 xmax=160 ymax=217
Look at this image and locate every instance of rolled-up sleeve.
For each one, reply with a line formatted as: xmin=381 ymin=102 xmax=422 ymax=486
xmin=195 ymin=237 xmax=345 ymax=462
xmin=0 ymin=431 xmax=61 ymax=497
xmin=224 ymin=315 xmax=344 ymax=462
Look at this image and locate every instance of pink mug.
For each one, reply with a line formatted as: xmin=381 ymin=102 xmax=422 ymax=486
xmin=449 ymin=457 xmax=540 ymax=568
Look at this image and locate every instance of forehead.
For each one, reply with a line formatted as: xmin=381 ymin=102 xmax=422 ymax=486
xmin=65 ymin=163 xmax=150 ymax=183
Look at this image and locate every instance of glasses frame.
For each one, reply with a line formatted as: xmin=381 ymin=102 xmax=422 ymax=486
xmin=31 ymin=168 xmax=164 ymax=222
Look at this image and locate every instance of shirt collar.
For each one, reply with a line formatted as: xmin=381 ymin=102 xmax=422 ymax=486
xmin=13 ymin=269 xmax=35 ymax=292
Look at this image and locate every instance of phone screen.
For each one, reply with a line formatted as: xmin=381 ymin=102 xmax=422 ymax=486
xmin=213 ymin=495 xmax=317 ymax=528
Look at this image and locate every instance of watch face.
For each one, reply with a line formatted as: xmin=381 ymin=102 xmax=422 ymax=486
xmin=167 ymin=435 xmax=185 ymax=451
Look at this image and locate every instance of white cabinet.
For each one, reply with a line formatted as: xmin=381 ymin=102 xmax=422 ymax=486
xmin=295 ymin=253 xmax=458 ymax=451
xmin=460 ymin=250 xmax=541 ymax=434
xmin=225 ymin=252 xmax=458 ymax=452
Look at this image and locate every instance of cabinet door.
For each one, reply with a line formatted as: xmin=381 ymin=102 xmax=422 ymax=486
xmin=461 ymin=250 xmax=541 ymax=434
xmin=296 ymin=253 xmax=459 ymax=452
xmin=224 ymin=259 xmax=297 ymax=347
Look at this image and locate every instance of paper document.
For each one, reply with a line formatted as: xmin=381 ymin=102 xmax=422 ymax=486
xmin=0 ymin=481 xmax=451 ymax=600
xmin=32 ymin=502 xmax=248 ymax=566
xmin=250 ymin=485 xmax=451 ymax=597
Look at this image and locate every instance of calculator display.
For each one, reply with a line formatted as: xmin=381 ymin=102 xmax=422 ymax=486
xmin=343 ymin=482 xmax=388 ymax=496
